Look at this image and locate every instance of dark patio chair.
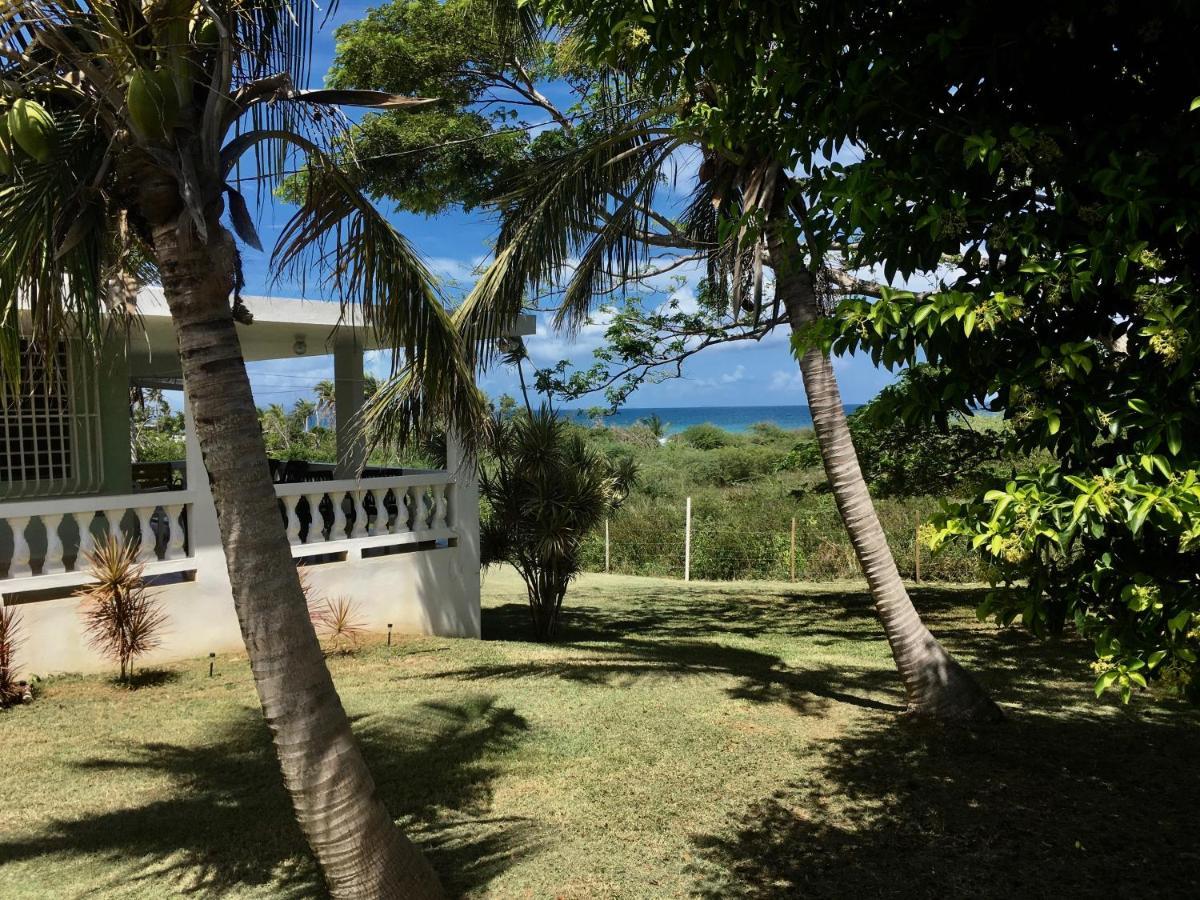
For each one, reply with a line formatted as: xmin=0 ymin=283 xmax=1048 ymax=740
xmin=281 ymin=459 xmax=310 ymax=483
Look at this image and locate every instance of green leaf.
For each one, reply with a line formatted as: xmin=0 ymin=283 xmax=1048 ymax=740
xmin=1168 ymin=610 xmax=1191 ymax=633
xmin=1094 ymin=669 xmax=1119 ymax=697
xmin=1129 ymin=497 xmax=1154 ymax=534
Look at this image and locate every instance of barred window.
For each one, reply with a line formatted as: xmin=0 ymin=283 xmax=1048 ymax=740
xmin=0 ymin=340 xmax=101 ymax=497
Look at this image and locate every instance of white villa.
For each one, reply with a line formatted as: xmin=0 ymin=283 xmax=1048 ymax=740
xmin=1 ymin=291 xmax=533 ymax=676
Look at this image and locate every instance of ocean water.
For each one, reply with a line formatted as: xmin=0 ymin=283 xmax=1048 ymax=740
xmin=563 ymin=404 xmax=862 ymax=435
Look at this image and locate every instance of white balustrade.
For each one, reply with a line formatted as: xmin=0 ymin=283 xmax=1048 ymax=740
xmin=417 ymin=488 xmax=432 ymax=531
xmin=432 ymin=484 xmax=448 ymax=529
xmin=272 ymin=473 xmax=455 ymax=553
xmin=0 ymin=471 xmax=454 ymax=587
xmin=352 ymin=490 xmax=370 ymax=539
xmin=43 ymin=513 xmax=67 ymax=575
xmin=9 ymin=516 xmax=32 ymax=578
xmin=396 ymin=488 xmax=412 ymax=533
xmin=104 ymin=509 xmax=125 ymax=543
xmin=283 ymin=496 xmax=303 ymax=546
xmin=305 ymin=493 xmax=325 ymax=543
xmin=164 ymin=504 xmax=187 ymax=561
xmin=135 ymin=506 xmax=157 ymax=562
xmin=330 ymin=492 xmax=348 ymax=541
xmin=0 ymin=493 xmax=195 ymax=586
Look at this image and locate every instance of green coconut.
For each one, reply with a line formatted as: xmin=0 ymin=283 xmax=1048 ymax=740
xmin=127 ymin=68 xmax=180 ymax=142
xmin=7 ymin=98 xmax=57 ymax=163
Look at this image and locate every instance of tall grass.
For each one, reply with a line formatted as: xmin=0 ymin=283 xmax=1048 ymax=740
xmin=577 ymin=423 xmax=989 ymax=583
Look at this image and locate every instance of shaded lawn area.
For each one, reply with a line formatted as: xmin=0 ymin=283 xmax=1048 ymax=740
xmin=1 ymin=568 xmax=1198 ymax=898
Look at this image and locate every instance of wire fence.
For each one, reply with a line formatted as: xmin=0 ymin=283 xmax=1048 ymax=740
xmin=579 ymin=497 xmax=986 ymax=583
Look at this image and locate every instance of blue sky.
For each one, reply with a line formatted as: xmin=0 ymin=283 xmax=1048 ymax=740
xmin=239 ymin=1 xmax=898 ymax=411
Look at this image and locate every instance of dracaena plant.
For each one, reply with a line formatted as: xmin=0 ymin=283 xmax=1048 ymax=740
xmin=0 ymin=1 xmax=501 ymax=895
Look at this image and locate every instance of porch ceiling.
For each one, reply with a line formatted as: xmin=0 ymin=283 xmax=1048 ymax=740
xmin=125 ymin=288 xmax=535 ymax=378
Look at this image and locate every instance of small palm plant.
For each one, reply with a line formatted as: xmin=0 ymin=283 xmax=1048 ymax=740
xmin=480 ymin=409 xmax=636 ymax=640
xmin=640 ymin=413 xmax=667 ymax=441
xmin=78 ymin=537 xmax=167 ymax=683
xmin=308 ymin=595 xmax=368 ymax=656
xmin=0 ymin=605 xmax=24 ymax=707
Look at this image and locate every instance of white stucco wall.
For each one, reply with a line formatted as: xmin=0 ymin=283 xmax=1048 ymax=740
xmin=3 ymin=408 xmax=482 ymax=678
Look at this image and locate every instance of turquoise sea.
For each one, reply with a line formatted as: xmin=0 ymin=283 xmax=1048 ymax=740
xmin=564 ymin=404 xmax=862 ymax=435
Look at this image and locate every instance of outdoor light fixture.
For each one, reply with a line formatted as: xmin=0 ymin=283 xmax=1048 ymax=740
xmin=387 ymin=623 xmax=393 ymax=647
xmin=292 ymin=337 xmax=307 ymax=356
xmin=208 ymin=652 xmax=216 ymax=677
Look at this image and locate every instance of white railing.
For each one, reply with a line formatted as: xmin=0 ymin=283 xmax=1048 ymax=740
xmin=274 ymin=472 xmax=454 ymax=557
xmin=0 ymin=472 xmax=455 ymax=593
xmin=0 ymin=492 xmax=194 ymax=589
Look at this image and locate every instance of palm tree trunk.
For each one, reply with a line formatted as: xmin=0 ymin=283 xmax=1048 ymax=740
xmin=152 ymin=222 xmax=445 ymax=897
xmin=770 ymin=236 xmax=1002 ymax=722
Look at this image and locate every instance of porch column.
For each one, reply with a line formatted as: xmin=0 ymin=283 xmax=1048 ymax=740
xmin=97 ymin=333 xmax=133 ymax=494
xmin=446 ymin=427 xmax=481 ymax=638
xmin=333 ymin=336 xmax=366 ymax=479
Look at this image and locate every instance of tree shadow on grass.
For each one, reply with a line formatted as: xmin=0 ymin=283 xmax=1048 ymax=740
xmin=0 ymin=695 xmax=536 ymax=898
xmin=475 ymin=584 xmax=1101 ymax=719
xmin=433 ymin=629 xmax=904 ymax=716
xmin=124 ymin=668 xmax=183 ymax=690
xmin=690 ymin=704 xmax=1200 ymax=898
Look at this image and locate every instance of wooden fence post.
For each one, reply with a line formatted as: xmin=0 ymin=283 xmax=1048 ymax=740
xmin=684 ymin=496 xmax=692 ymax=582
xmin=914 ymin=515 xmax=922 ymax=583
xmin=604 ymin=517 xmax=610 ymax=574
xmin=790 ymin=517 xmax=797 ymax=582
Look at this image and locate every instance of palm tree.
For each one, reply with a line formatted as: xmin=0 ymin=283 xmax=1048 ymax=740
xmin=452 ymin=101 xmax=999 ymax=721
xmin=313 ymin=378 xmax=337 ymax=425
xmin=0 ymin=3 xmax=482 ymax=894
xmin=639 ymin=413 xmax=666 ymax=441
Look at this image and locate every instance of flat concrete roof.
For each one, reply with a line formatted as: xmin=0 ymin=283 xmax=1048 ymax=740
xmin=127 ymin=288 xmax=535 ymax=378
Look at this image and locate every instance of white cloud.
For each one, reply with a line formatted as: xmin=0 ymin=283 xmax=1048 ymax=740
xmin=769 ymin=369 xmax=804 ymax=392
xmin=691 ymin=364 xmax=747 ymax=389
xmin=524 ymin=306 xmax=616 ymax=363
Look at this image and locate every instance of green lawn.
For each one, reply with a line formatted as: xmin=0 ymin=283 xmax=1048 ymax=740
xmin=2 ymin=569 xmax=1197 ymax=898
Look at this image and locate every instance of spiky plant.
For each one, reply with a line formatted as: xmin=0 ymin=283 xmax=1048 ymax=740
xmin=310 ymin=595 xmax=368 ymax=656
xmin=0 ymin=1 xmax=504 ymax=891
xmin=78 ymin=537 xmax=166 ymax=683
xmin=480 ymin=408 xmax=637 ymax=640
xmin=0 ymin=605 xmax=24 ymax=708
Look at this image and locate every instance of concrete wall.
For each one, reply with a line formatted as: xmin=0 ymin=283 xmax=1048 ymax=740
xmin=10 ymin=543 xmax=478 ymax=677
xmin=4 ymin=405 xmax=482 ymax=678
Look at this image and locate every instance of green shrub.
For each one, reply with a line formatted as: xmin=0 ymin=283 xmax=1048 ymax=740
xmin=481 ymin=410 xmax=637 ymax=640
xmin=691 ymin=446 xmax=787 ymax=486
xmin=677 ymin=423 xmax=735 ymax=450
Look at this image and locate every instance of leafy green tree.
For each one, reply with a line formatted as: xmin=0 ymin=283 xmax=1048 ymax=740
xmin=480 ymin=407 xmax=636 ymax=640
xmin=789 ymin=368 xmax=1011 ymax=498
xmin=0 ymin=2 xmax=479 ymax=893
xmin=328 ymin=0 xmax=998 ymax=718
xmin=282 ymin=0 xmax=555 ymax=214
xmin=434 ymin=5 xmax=999 ymax=720
xmin=558 ymin=0 xmax=1200 ymax=701
xmin=130 ymin=387 xmax=186 ymax=462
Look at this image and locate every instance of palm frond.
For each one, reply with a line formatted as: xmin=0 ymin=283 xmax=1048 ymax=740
xmin=273 ymin=154 xmax=483 ymax=457
xmin=454 ymin=114 xmax=676 ymax=367
xmin=0 ymin=110 xmax=141 ymax=388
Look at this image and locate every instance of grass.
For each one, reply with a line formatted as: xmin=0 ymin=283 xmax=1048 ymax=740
xmin=1 ymin=569 xmax=1198 ymax=898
